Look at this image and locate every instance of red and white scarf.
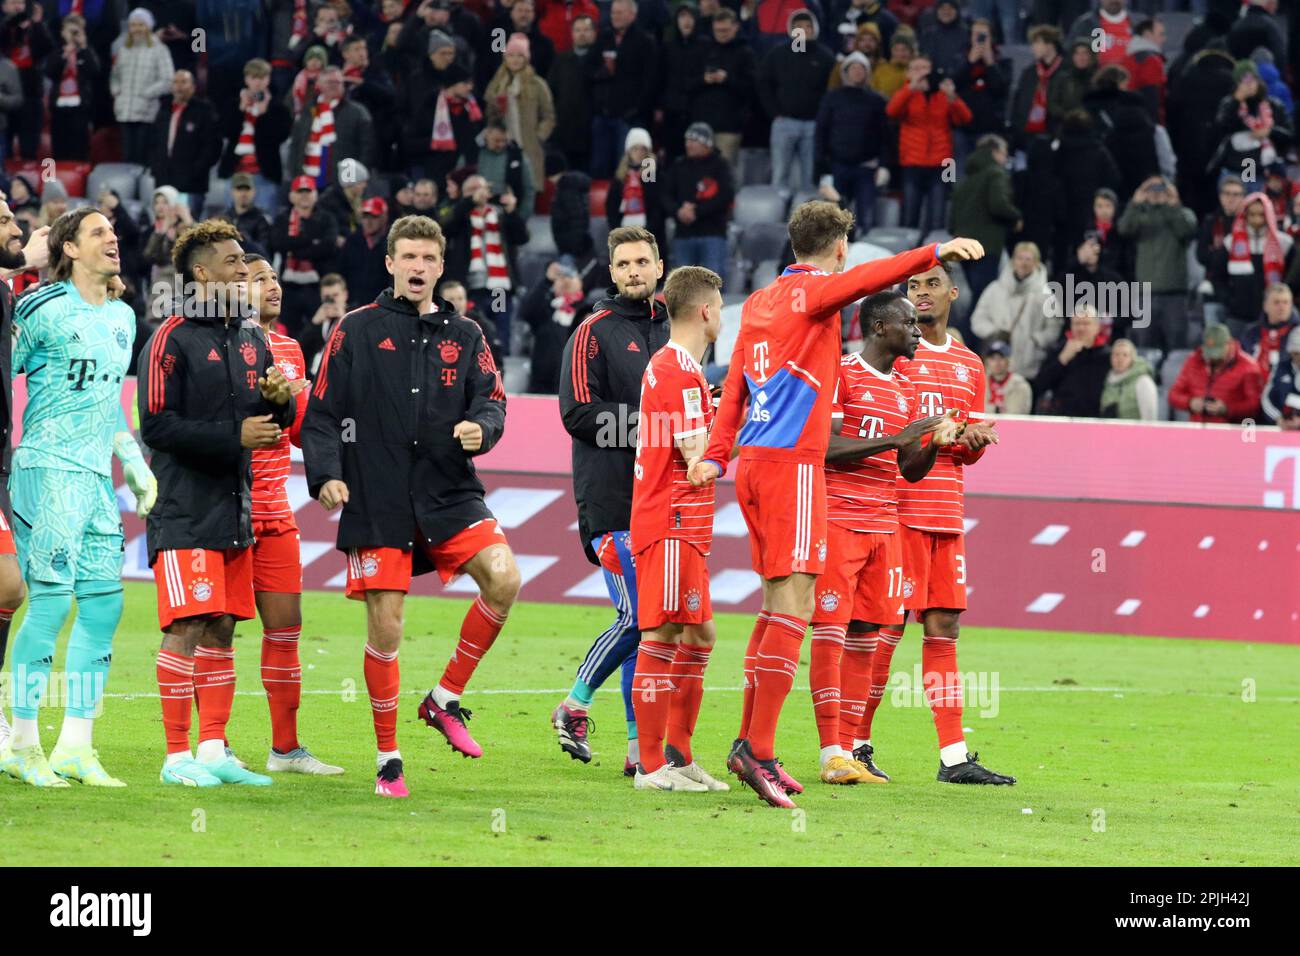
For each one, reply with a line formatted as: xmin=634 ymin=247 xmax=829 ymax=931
xmin=987 ymin=372 xmax=1008 ymax=412
xmin=620 ymin=167 xmax=646 ymax=226
xmin=1025 ymin=56 xmax=1061 ymax=133
xmin=1228 ymin=194 xmax=1285 ymax=285
xmin=289 ymin=0 xmax=309 ymax=48
xmin=551 ymin=288 xmax=585 ymax=327
xmin=56 ymin=48 xmax=80 ymax=107
xmin=1239 ymin=97 xmax=1277 ymax=165
xmin=290 ymin=65 xmax=321 ymax=116
xmin=234 ymin=96 xmax=265 ymax=173
xmin=431 ymin=89 xmax=482 ymax=151
xmin=283 ymin=209 xmax=320 ymax=283
xmin=302 ymin=98 xmax=338 ymax=180
xmin=468 ymin=204 xmax=511 ymax=291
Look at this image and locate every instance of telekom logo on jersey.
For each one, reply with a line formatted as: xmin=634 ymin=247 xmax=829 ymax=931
xmin=752 ymin=341 xmax=770 ymax=383
xmin=917 ymin=390 xmax=945 ymax=417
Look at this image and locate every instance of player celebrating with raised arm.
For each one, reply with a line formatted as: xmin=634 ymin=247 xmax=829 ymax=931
xmin=689 ymin=201 xmax=984 ymax=808
xmin=813 ymin=291 xmax=960 ymax=785
xmin=302 ymin=215 xmax=519 ymax=799
xmin=243 ymin=254 xmax=343 ymax=775
xmin=0 ymin=201 xmax=47 ymax=755
xmin=138 ymin=219 xmax=296 ymax=788
xmin=552 ymin=226 xmax=670 ymax=773
xmin=858 ymin=261 xmax=1014 ymax=785
xmin=628 ymin=266 xmax=730 ymax=793
xmin=0 ymin=208 xmax=152 ymax=788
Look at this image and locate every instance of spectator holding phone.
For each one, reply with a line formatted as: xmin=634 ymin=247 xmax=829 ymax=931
xmin=1169 ymin=323 xmax=1262 ymax=424
xmin=218 ymin=58 xmax=292 ymax=215
xmin=111 ymin=7 xmax=175 ymax=166
xmin=142 ymin=185 xmax=192 ymax=319
xmin=887 ymin=52 xmax=972 ymax=235
xmin=299 ymin=274 xmax=351 ymax=377
xmin=1117 ymin=175 xmax=1196 ymax=352
xmin=45 ymin=13 xmax=98 ymax=160
xmin=1035 ymin=306 xmax=1112 ymax=417
xmin=519 ymin=258 xmax=590 ymax=394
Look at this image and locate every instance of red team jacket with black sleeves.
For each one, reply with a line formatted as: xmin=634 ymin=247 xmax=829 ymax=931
xmin=703 ymin=244 xmax=942 ymax=473
xmin=301 ymin=291 xmax=506 ymax=571
xmin=558 ymin=289 xmax=670 ymax=564
xmin=137 ymin=311 xmax=297 ymax=565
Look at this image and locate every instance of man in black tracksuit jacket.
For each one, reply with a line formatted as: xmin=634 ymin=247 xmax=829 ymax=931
xmin=549 ymin=226 xmax=669 ymax=767
xmin=136 ymin=220 xmax=295 ymax=786
xmin=301 ymin=216 xmax=520 ymax=793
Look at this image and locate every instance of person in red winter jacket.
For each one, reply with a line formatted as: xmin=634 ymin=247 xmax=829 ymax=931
xmin=887 ymin=53 xmax=972 ymax=235
xmin=1169 ymin=324 xmax=1262 ymax=423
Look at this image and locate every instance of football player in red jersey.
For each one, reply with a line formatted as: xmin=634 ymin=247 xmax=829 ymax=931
xmin=860 ymin=262 xmax=1015 ymax=785
xmin=243 ymin=254 xmax=343 ymax=775
xmin=689 ymin=201 xmax=984 ymax=807
xmin=813 ymin=290 xmax=961 ymax=784
xmin=628 ymin=266 xmax=730 ymax=793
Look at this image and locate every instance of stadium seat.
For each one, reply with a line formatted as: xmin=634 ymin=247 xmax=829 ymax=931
xmin=737 ymin=148 xmax=772 ymax=186
xmin=715 ymin=302 xmax=745 ymax=364
xmin=1161 ymin=349 xmax=1193 ymax=391
xmin=1161 ymin=12 xmax=1195 ymax=54
xmin=863 ymin=226 xmax=921 ymax=254
xmin=1157 ymin=384 xmax=1171 ymax=421
xmin=1185 ymin=244 xmax=1205 ymax=290
xmin=751 ymin=258 xmax=779 ymax=289
xmin=205 ymin=175 xmax=231 ymax=212
xmin=122 ymin=198 xmax=144 ymax=222
xmin=790 ymin=187 xmax=818 ymax=210
xmin=924 ymin=229 xmax=952 ymax=246
xmin=727 ymin=254 xmax=750 ymax=292
xmin=588 ymin=216 xmax=609 ymax=253
xmin=88 ymin=126 xmax=123 ymax=165
xmin=588 ymin=179 xmax=609 ymax=217
xmin=52 ymin=161 xmax=91 ymax=198
xmin=722 ymin=292 xmax=749 ymax=307
xmin=502 ymin=355 xmax=530 ymax=393
xmin=138 ymin=171 xmax=156 ymax=200
xmin=1138 ymin=347 xmax=1164 ymax=378
xmin=515 ymin=249 xmax=550 ymax=293
xmin=874 ymin=193 xmax=901 ymax=228
xmin=87 ymin=163 xmax=144 ymax=202
xmin=844 ymin=240 xmax=895 ymax=268
xmin=733 ymin=184 xmax=788 ymax=228
xmin=525 ymin=215 xmax=557 ymax=256
xmin=1002 ymin=44 xmax=1033 ymax=82
xmin=738 ymin=221 xmax=788 ymax=265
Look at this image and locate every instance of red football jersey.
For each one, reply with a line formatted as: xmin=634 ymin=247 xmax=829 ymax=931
xmin=827 ymin=353 xmax=918 ymax=534
xmin=893 ymin=333 xmax=987 ymax=534
xmin=251 ymin=330 xmax=309 ymax=524
xmin=703 ymin=244 xmax=940 ymax=472
xmin=631 ymin=342 xmax=715 ymax=554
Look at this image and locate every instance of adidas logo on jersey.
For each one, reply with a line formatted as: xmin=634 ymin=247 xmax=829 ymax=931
xmin=378 ymin=338 xmax=396 ymax=351
xmin=862 ymin=389 xmax=873 ymax=403
xmin=918 ymin=364 xmax=930 ymax=375
xmin=626 ymin=341 xmax=641 ymax=352
xmin=207 ymin=349 xmax=220 ymax=361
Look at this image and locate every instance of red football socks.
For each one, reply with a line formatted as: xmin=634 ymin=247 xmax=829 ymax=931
xmin=193 ymin=645 xmax=235 ymax=744
xmin=923 ymin=634 xmax=965 ymax=748
xmin=364 ymin=643 xmax=400 ymax=752
xmin=839 ymin=628 xmax=877 ymax=750
xmin=859 ymin=625 xmax=903 ymax=741
xmin=809 ymin=624 xmax=846 ymax=749
xmin=748 ymin=613 xmax=807 ymax=761
xmin=261 ymin=626 xmax=302 ymax=753
xmin=157 ymin=649 xmax=195 ymax=755
xmin=737 ymin=610 xmax=769 ymax=740
xmin=665 ymin=643 xmax=711 ymax=764
xmin=439 ymin=596 xmax=507 ymax=697
xmin=631 ymin=640 xmax=677 ymax=773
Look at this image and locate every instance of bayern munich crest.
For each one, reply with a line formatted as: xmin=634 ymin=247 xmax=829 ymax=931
xmin=902 ymin=579 xmax=915 ymax=599
xmin=439 ymin=340 xmax=461 ymax=364
xmin=277 ymin=359 xmax=298 ymax=380
xmin=819 ymin=591 xmax=840 ymax=613
xmin=954 ymin=364 xmax=970 ymax=382
xmin=361 ymin=555 xmax=380 ymax=578
xmin=192 ymin=579 xmax=213 ymax=602
xmin=684 ymin=588 xmax=701 ymax=613
xmin=897 ymin=393 xmax=908 ymax=413
xmin=817 ymin=540 xmax=827 ymax=562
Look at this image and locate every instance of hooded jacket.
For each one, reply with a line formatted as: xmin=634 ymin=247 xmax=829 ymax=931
xmin=302 ymin=291 xmax=507 ymax=564
xmin=557 ymin=290 xmax=670 ymax=563
xmin=758 ymin=27 xmax=835 ymax=121
xmin=815 ymin=53 xmax=890 ymax=174
xmin=1168 ymin=338 xmax=1262 ymax=424
xmin=661 ymin=149 xmax=735 ymax=239
xmin=949 ymin=144 xmax=1021 ymax=262
xmin=970 ymin=262 xmax=1058 ymax=380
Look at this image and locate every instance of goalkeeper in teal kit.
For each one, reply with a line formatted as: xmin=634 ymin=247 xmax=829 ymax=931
xmin=0 ymin=208 xmax=156 ymax=788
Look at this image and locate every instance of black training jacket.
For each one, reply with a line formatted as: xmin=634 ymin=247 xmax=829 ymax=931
xmin=138 ymin=310 xmax=296 ymax=564
xmin=558 ymin=289 xmax=669 ymax=564
xmin=301 ymin=290 xmax=506 ymax=572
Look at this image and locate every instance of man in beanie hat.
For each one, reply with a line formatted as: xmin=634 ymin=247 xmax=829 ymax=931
xmin=663 ymin=122 xmax=733 ymax=286
xmin=1169 ymin=323 xmax=1262 ymax=423
xmin=816 ymin=51 xmax=890 ymax=234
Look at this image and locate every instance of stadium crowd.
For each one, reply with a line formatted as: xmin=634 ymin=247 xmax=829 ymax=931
xmin=0 ymin=0 xmax=1298 ymax=425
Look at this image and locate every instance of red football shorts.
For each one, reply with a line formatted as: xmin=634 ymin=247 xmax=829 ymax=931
xmin=735 ymin=458 xmax=827 ymax=579
xmin=154 ymin=546 xmax=256 ymax=630
xmin=252 ymin=519 xmax=302 ymax=594
xmin=636 ymin=537 xmax=712 ymax=630
xmin=899 ymin=525 xmax=967 ymax=612
xmin=813 ymin=524 xmax=904 ymax=626
xmin=345 ymin=518 xmax=508 ymax=600
xmin=0 ymin=492 xmax=15 ymax=556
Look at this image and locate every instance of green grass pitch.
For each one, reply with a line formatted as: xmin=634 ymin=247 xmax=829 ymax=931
xmin=2 ymin=581 xmax=1296 ymax=866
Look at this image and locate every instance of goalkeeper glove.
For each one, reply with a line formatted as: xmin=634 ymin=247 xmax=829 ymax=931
xmin=114 ymin=431 xmax=157 ymax=518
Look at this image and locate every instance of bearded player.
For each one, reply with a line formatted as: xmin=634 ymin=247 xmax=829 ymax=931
xmin=811 ymin=290 xmax=961 ymax=785
xmin=243 ymin=254 xmax=343 ymax=775
xmin=690 ymin=201 xmax=984 ymax=807
xmin=857 ymin=262 xmax=1014 ymax=785
xmin=628 ymin=266 xmax=730 ymax=793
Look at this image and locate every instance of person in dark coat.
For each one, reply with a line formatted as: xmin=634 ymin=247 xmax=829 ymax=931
xmin=402 ymin=64 xmax=482 ymax=184
xmin=519 ymin=258 xmax=589 ymax=394
xmin=685 ymin=7 xmax=754 ymax=168
xmin=340 ymin=34 xmax=399 ymax=173
xmin=1081 ymin=65 xmax=1160 ymax=199
xmin=149 ymin=70 xmax=222 ymax=215
xmin=1054 ymin=108 xmax=1123 ymax=260
xmin=478 ymin=0 xmax=555 ymax=91
xmin=953 ymin=19 xmax=1011 ymax=145
xmin=656 ymin=1 xmax=704 ymax=165
xmin=1227 ymin=0 xmax=1286 ymax=66
xmin=759 ymin=9 xmax=835 ymax=192
xmin=918 ymin=0 xmax=968 ymax=75
xmin=338 ymin=197 xmax=392 ymax=315
xmin=547 ymin=13 xmax=597 ymax=172
xmin=219 ymin=172 xmax=273 ymax=258
xmin=587 ymin=0 xmax=659 ymax=179
xmin=1008 ymin=23 xmax=1073 ymax=148
xmin=1167 ymin=47 xmax=1236 ymax=219
xmin=1 ymin=1 xmax=52 ymax=161
xmin=815 ymin=52 xmax=890 ymax=236
xmin=218 ymin=58 xmax=293 ymax=216
xmin=44 ymin=13 xmax=98 ymax=161
xmin=1206 ymin=59 xmax=1293 ymax=190
xmin=550 ymin=165 xmax=594 ymax=258
xmin=1035 ymin=307 xmax=1112 ymax=417
xmin=1014 ymin=133 xmax=1066 ymax=273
